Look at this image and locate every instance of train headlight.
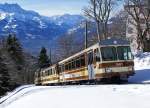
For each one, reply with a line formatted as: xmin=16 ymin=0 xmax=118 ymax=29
xmin=105 ymin=68 xmax=112 ymax=73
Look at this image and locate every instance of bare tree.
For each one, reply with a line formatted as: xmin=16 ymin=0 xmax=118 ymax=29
xmin=84 ymin=0 xmax=114 ymax=41
xmin=125 ymin=0 xmax=150 ymax=51
xmin=52 ymin=33 xmax=82 ymax=62
xmin=57 ymin=34 xmax=74 ymax=58
xmin=109 ymin=10 xmax=128 ymax=38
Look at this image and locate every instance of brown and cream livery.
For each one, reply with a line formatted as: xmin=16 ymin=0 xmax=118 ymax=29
xmin=35 ymin=38 xmax=135 ymax=85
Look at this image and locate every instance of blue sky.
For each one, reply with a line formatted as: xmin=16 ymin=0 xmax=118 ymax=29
xmin=0 ymin=0 xmax=88 ymax=16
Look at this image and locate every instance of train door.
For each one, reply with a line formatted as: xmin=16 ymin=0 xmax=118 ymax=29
xmin=87 ymin=50 xmax=95 ymax=80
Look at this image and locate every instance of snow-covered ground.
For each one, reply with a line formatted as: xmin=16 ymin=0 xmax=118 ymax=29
xmin=129 ymin=52 xmax=150 ymax=83
xmin=0 ymin=53 xmax=150 ymax=108
xmin=134 ymin=52 xmax=150 ymax=70
xmin=1 ymin=85 xmax=150 ymax=108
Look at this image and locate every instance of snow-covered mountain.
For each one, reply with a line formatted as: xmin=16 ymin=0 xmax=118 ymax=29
xmin=50 ymin=14 xmax=84 ymax=26
xmin=0 ymin=3 xmax=85 ymax=54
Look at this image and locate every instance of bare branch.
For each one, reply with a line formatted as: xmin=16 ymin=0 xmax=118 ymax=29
xmin=83 ymin=0 xmax=114 ymax=41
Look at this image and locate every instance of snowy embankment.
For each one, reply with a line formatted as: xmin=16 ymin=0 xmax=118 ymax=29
xmin=129 ymin=52 xmax=150 ymax=83
xmin=1 ymin=85 xmax=150 ymax=108
xmin=0 ymin=53 xmax=150 ymax=108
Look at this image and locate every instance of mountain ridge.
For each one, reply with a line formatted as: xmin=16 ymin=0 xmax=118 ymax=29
xmin=0 ymin=3 xmax=85 ymax=54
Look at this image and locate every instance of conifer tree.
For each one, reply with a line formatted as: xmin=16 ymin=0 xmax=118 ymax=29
xmin=0 ymin=54 xmax=10 ymax=96
xmin=6 ymin=34 xmax=24 ymax=65
xmin=38 ymin=47 xmax=49 ymax=68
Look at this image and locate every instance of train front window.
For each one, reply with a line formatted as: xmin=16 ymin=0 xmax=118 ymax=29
xmin=117 ymin=46 xmax=133 ymax=60
xmin=101 ymin=47 xmax=117 ymax=61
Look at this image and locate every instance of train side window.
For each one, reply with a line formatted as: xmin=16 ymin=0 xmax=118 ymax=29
xmin=44 ymin=71 xmax=46 ymax=76
xmin=81 ymin=55 xmax=85 ymax=66
xmin=37 ymin=72 xmax=40 ymax=78
xmin=65 ymin=63 xmax=69 ymax=71
xmin=54 ymin=68 xmax=56 ymax=74
xmin=43 ymin=71 xmax=45 ymax=77
xmin=48 ymin=70 xmax=49 ymax=75
xmin=45 ymin=71 xmax=47 ymax=76
xmin=72 ymin=60 xmax=75 ymax=69
xmin=76 ymin=58 xmax=80 ymax=68
xmin=43 ymin=72 xmax=44 ymax=77
xmin=46 ymin=71 xmax=48 ymax=76
xmin=53 ymin=68 xmax=55 ymax=75
xmin=50 ymin=69 xmax=52 ymax=75
xmin=43 ymin=72 xmax=45 ymax=76
xmin=51 ymin=69 xmax=53 ymax=75
xmin=67 ymin=63 xmax=69 ymax=70
xmin=62 ymin=64 xmax=64 ymax=72
xmin=65 ymin=63 xmax=67 ymax=71
xmin=49 ymin=69 xmax=51 ymax=75
xmin=59 ymin=65 xmax=62 ymax=73
xmin=59 ymin=66 xmax=61 ymax=73
xmin=53 ymin=68 xmax=55 ymax=74
xmin=71 ymin=60 xmax=74 ymax=69
xmin=69 ymin=62 xmax=71 ymax=70
xmin=47 ymin=70 xmax=49 ymax=75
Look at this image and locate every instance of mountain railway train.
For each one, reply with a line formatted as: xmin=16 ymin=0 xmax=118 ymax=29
xmin=34 ymin=38 xmax=135 ymax=85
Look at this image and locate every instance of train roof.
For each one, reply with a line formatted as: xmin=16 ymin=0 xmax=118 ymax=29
xmin=59 ymin=38 xmax=130 ymax=64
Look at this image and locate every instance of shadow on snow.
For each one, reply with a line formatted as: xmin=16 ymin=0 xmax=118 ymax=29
xmin=129 ymin=69 xmax=150 ymax=83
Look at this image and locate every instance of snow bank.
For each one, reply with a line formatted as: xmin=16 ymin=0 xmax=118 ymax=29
xmin=0 ymin=85 xmax=52 ymax=107
xmin=0 ymin=85 xmax=34 ymax=103
xmin=129 ymin=52 xmax=150 ymax=83
xmin=134 ymin=52 xmax=150 ymax=70
xmin=1 ymin=85 xmax=150 ymax=108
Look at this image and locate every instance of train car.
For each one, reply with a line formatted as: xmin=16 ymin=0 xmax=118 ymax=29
xmin=34 ymin=69 xmax=42 ymax=85
xmin=35 ymin=38 xmax=135 ymax=85
xmin=35 ymin=64 xmax=59 ymax=85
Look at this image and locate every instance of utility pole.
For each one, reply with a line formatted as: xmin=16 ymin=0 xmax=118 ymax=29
xmin=84 ymin=21 xmax=88 ymax=69
xmin=85 ymin=20 xmax=88 ymax=49
xmin=49 ymin=48 xmax=52 ymax=66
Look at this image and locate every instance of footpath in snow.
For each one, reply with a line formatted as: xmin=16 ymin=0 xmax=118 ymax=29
xmin=0 ymin=53 xmax=150 ymax=108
